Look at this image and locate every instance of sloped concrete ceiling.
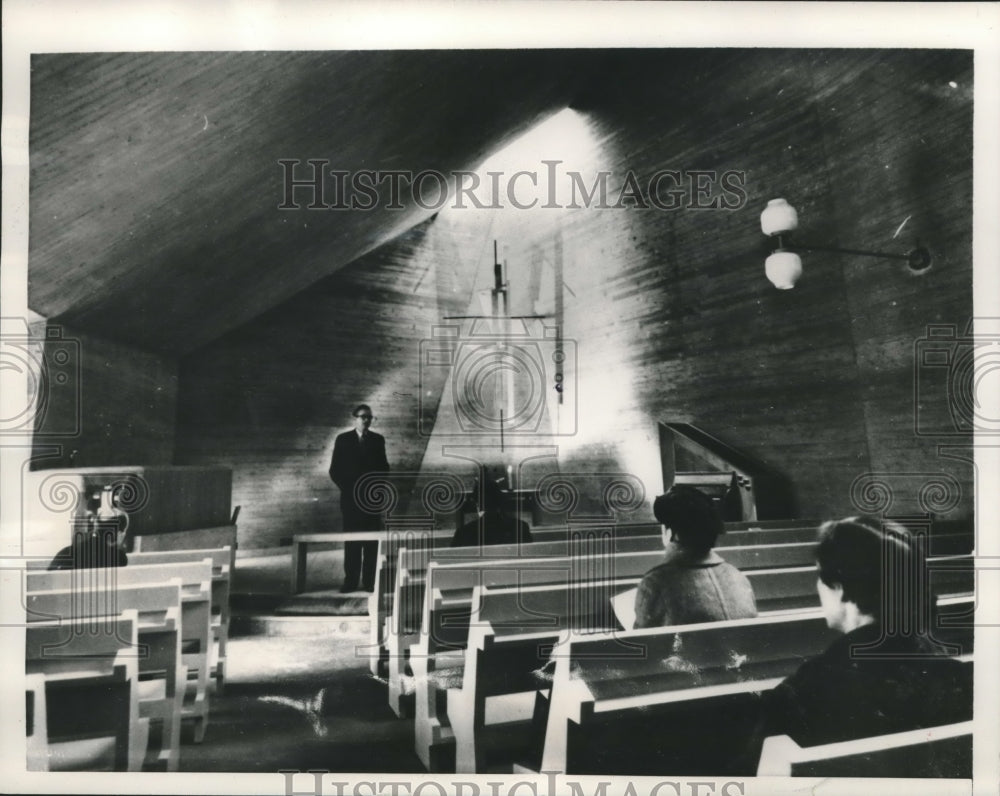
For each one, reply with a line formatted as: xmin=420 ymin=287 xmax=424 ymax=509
xmin=28 ymin=50 xmax=593 ymax=353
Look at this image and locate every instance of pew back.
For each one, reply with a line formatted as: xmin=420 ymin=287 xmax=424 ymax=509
xmin=758 ymin=719 xmax=974 ymax=778
xmin=26 ymin=610 xmax=147 ymax=771
xmin=27 ymin=560 xmax=214 ymax=742
xmin=125 ymin=547 xmax=231 ymax=692
xmin=132 ymin=524 xmax=237 ymax=565
xmin=26 ymin=582 xmax=185 ymax=770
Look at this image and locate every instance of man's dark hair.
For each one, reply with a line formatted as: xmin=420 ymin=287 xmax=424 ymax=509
xmin=815 ymin=515 xmax=922 ymax=622
xmin=353 ymin=404 xmax=372 ymax=417
xmin=652 ymin=485 xmax=723 ymax=554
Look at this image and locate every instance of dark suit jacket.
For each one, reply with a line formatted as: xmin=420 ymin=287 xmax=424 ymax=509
xmin=451 ymin=510 xmax=534 ymax=548
xmin=761 ymin=622 xmax=973 ymax=748
xmin=329 ymin=429 xmax=389 ymax=530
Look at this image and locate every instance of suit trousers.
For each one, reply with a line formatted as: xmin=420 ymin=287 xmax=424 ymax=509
xmin=343 ymin=539 xmax=379 ymax=590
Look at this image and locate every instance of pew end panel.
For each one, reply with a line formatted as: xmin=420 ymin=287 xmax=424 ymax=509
xmin=25 ymin=581 xmax=186 ymax=771
xmin=126 ymin=546 xmax=233 ymax=695
xmin=26 ymin=614 xmax=149 ymax=772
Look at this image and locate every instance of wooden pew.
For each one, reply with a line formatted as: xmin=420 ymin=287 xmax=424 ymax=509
xmin=757 ymin=719 xmax=974 ymax=777
xmin=384 ymin=521 xmax=963 ymax=667
xmin=27 ymin=560 xmax=214 ymax=743
xmin=391 ymin=540 xmax=827 ymax=715
xmin=293 ymin=522 xmax=665 ymax=594
xmin=436 ymin=562 xmax=976 ymax=773
xmin=387 ymin=542 xmax=661 ymax=716
xmin=374 ymin=519 xmax=838 ymax=678
xmin=26 ymin=610 xmax=149 ymax=771
xmin=399 ymin=533 xmax=971 ymax=639
xmin=26 ymin=581 xmax=186 ymax=771
xmin=298 ymin=523 xmax=664 ymax=676
xmin=127 ymin=547 xmax=232 ymax=693
xmin=395 ymin=541 xmax=973 ymax=720
xmin=406 ymin=545 xmax=821 ymax=761
xmin=385 ymin=531 xmax=646 ymax=712
xmin=535 ymin=606 xmax=975 ymax=776
xmin=132 ymin=524 xmax=237 ymax=566
xmin=419 ymin=576 xmax=640 ymax=771
xmin=131 ymin=531 xmax=236 ymax=692
xmin=389 ymin=522 xmax=972 ymax=705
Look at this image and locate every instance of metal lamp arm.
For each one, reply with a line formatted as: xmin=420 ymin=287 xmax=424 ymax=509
xmin=773 ymin=235 xmax=931 ymax=272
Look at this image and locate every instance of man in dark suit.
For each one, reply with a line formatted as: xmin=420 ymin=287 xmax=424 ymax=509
xmin=329 ymin=404 xmax=389 ymax=592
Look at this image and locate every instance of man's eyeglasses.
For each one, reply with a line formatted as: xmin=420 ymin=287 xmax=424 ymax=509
xmin=356 ymin=415 xmax=374 ymax=421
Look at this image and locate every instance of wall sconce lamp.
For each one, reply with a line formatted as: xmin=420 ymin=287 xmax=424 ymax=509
xmin=760 ymin=198 xmax=932 ymax=289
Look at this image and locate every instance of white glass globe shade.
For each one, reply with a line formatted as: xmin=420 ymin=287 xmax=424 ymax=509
xmin=765 ymin=251 xmax=803 ymax=289
xmin=760 ymin=198 xmax=799 ymax=236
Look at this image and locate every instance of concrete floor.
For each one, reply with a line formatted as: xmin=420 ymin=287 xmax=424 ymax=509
xmin=176 ymin=550 xmax=424 ymax=773
xmin=179 ymin=633 xmax=422 ymax=773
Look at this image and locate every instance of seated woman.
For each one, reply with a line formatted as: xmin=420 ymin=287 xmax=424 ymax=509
xmin=48 ymin=523 xmax=128 ymax=570
xmin=633 ymin=484 xmax=757 ymax=628
xmin=451 ymin=475 xmax=534 ymax=548
xmin=753 ymin=515 xmax=972 ymax=753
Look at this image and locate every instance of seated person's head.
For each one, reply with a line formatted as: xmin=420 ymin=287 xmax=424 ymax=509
xmin=815 ymin=515 xmax=921 ymax=633
xmin=477 ymin=472 xmax=507 ymax=514
xmin=652 ymin=485 xmax=723 ymax=555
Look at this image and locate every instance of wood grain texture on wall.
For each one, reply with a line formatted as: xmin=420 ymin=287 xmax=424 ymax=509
xmin=175 ymin=217 xmax=476 ymax=548
xmin=416 ymin=49 xmax=973 ymax=523
xmin=566 ymin=50 xmax=972 ymax=520
xmin=29 ymin=322 xmax=178 ymax=470
xmin=29 ymin=51 xmax=586 ymax=354
xmin=178 ymin=49 xmax=974 ymax=547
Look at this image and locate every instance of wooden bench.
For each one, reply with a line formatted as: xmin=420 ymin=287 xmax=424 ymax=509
xmin=387 ymin=541 xmax=664 ymax=716
xmin=415 ymin=545 xmax=975 ymax=669
xmin=27 ymin=560 xmax=214 ymax=743
xmin=289 ymin=529 xmax=402 ymax=594
xmin=402 ymin=542 xmax=824 ymax=745
xmin=534 ymin=610 xmax=974 ymax=776
xmin=132 ymin=524 xmax=238 ymax=564
xmin=383 ymin=527 xmax=653 ymax=704
xmin=292 ymin=522 xmax=665 ymax=594
xmin=386 ymin=526 xmax=971 ymax=698
xmin=370 ymin=520 xmax=827 ymax=676
xmin=398 ymin=533 xmax=972 ymax=650
xmin=26 ymin=610 xmax=149 ymax=771
xmin=26 ymin=580 xmax=186 ymax=771
xmin=433 ymin=559 xmax=976 ymax=773
xmin=127 ymin=547 xmax=232 ymax=693
xmin=391 ymin=539 xmax=840 ymax=717
xmin=365 ymin=524 xmax=658 ymax=678
xmin=132 ymin=529 xmax=237 ymax=691
xmin=757 ymin=719 xmax=974 ymax=777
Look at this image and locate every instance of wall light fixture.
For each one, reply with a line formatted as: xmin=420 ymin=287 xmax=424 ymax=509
xmin=760 ymin=198 xmax=932 ymax=289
